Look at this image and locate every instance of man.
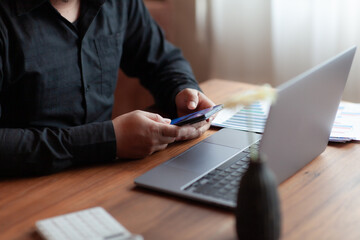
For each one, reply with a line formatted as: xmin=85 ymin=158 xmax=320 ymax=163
xmin=0 ymin=0 xmax=214 ymax=176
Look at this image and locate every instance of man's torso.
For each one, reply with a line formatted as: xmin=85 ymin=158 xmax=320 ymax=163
xmin=0 ymin=0 xmax=128 ymax=128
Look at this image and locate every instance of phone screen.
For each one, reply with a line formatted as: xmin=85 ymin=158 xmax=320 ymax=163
xmin=171 ymin=104 xmax=223 ymax=126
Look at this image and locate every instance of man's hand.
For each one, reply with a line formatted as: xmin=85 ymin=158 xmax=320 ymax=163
xmin=112 ymin=110 xmax=180 ymax=159
xmin=175 ymin=88 xmax=216 ymax=141
xmin=112 ymin=89 xmax=216 ymax=159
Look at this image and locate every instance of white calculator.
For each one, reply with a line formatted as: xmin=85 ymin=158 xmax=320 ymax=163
xmin=36 ymin=207 xmax=143 ymax=240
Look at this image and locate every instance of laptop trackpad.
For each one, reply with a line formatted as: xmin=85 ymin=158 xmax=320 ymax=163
xmin=165 ymin=142 xmax=240 ymax=174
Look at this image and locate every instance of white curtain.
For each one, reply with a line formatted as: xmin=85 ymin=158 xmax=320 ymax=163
xmin=197 ymin=0 xmax=360 ymax=101
xmin=198 ymin=0 xmax=273 ymax=85
xmin=272 ymin=0 xmax=360 ymax=102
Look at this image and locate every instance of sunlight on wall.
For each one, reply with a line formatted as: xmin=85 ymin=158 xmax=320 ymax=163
xmin=200 ymin=0 xmax=360 ymax=101
xmin=272 ymin=0 xmax=360 ymax=102
xmin=207 ymin=0 xmax=272 ymax=85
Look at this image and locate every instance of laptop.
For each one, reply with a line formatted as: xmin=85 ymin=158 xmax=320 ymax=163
xmin=135 ymin=46 xmax=356 ymax=208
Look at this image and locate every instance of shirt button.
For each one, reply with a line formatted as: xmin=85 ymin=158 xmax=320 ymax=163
xmin=85 ymin=85 xmax=90 ymax=92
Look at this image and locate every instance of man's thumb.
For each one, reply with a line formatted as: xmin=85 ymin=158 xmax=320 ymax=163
xmin=187 ymin=90 xmax=199 ymax=110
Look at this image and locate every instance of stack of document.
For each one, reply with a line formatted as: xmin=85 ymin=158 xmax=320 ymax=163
xmin=329 ymin=102 xmax=360 ymax=142
xmin=212 ymin=101 xmax=360 ymax=143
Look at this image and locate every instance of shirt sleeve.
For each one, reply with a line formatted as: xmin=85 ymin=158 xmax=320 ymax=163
xmin=120 ymin=0 xmax=201 ymax=117
xmin=0 ymin=121 xmax=117 ymax=177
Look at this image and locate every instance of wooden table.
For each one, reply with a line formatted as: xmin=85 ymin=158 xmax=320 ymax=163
xmin=1 ymin=79 xmax=360 ymax=240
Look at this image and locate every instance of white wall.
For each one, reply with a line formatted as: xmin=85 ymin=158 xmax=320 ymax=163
xmin=208 ymin=0 xmax=273 ymax=85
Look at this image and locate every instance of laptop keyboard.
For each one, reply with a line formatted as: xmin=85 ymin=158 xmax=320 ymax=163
xmin=183 ymin=142 xmax=259 ymax=203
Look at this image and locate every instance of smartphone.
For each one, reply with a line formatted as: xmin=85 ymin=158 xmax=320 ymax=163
xmin=171 ymin=104 xmax=223 ymax=126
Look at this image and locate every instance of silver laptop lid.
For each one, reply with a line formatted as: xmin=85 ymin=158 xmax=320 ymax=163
xmin=260 ymin=46 xmax=356 ymax=183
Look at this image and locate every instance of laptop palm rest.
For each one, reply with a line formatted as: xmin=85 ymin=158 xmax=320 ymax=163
xmin=165 ymin=142 xmax=240 ymax=174
xmin=165 ymin=129 xmax=262 ymax=174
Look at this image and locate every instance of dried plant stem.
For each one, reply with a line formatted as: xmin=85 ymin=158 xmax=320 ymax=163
xmin=223 ymin=85 xmax=277 ymax=163
xmin=248 ymin=105 xmax=259 ymax=162
xmin=223 ymin=84 xmax=276 ymax=109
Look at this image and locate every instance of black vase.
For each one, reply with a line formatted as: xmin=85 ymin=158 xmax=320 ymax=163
xmin=235 ymin=159 xmax=281 ymax=240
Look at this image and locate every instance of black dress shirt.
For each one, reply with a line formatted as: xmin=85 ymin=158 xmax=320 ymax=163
xmin=0 ymin=0 xmax=200 ymax=176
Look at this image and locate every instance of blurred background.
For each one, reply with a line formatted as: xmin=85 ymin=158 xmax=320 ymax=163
xmin=114 ymin=0 xmax=360 ymax=115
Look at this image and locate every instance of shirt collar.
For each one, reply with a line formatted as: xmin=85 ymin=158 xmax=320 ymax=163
xmin=15 ymin=0 xmax=106 ymax=16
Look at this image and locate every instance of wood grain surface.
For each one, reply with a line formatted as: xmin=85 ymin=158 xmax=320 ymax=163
xmin=1 ymin=79 xmax=360 ymax=240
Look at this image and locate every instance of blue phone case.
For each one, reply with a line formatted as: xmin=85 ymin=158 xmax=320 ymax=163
xmin=171 ymin=104 xmax=223 ymax=126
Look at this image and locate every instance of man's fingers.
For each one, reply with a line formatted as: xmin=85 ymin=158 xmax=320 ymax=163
xmin=175 ymin=126 xmax=199 ymax=141
xmin=190 ymin=120 xmax=207 ymax=129
xmin=174 ymin=121 xmax=212 ymax=141
xmin=186 ymin=89 xmax=199 ymax=110
xmin=143 ymin=111 xmax=171 ymax=124
xmin=160 ymin=124 xmax=179 ymax=138
xmin=150 ymin=144 xmax=169 ymax=155
xmin=156 ymin=132 xmax=177 ymax=145
xmin=197 ymin=122 xmax=211 ymax=135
